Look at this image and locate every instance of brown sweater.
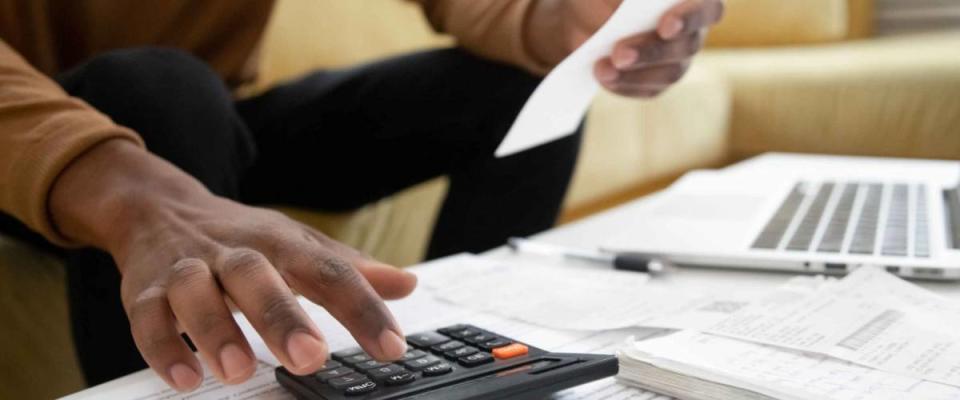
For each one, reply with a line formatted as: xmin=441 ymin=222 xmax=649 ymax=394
xmin=0 ymin=0 xmax=541 ymax=246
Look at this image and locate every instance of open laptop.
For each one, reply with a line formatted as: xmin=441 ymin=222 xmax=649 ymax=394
xmin=602 ymin=153 xmax=960 ymax=280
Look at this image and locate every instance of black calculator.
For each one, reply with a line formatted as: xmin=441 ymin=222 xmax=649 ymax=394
xmin=276 ymin=324 xmax=618 ymax=399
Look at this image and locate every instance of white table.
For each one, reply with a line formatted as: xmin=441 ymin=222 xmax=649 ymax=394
xmin=63 ymin=162 xmax=960 ymax=399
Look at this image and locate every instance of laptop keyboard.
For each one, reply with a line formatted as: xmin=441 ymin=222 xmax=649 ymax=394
xmin=752 ymin=181 xmax=930 ymax=258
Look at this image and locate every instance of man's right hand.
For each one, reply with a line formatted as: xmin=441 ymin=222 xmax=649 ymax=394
xmin=49 ymin=140 xmax=418 ymax=391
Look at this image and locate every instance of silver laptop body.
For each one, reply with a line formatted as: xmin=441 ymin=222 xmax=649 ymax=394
xmin=603 ymin=154 xmax=960 ymax=280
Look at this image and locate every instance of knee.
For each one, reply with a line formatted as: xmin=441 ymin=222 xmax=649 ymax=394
xmin=441 ymin=48 xmax=541 ymax=103
xmin=60 ymin=48 xmax=235 ymax=129
xmin=59 ymin=48 xmax=255 ymax=193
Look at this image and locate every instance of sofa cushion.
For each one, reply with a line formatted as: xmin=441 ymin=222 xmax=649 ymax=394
xmin=707 ymin=0 xmax=850 ymax=47
xmin=700 ymin=31 xmax=960 ymax=160
xmin=0 ymin=237 xmax=84 ymax=399
xmin=253 ymin=0 xmax=451 ymax=91
xmin=564 ymin=64 xmax=731 ymax=214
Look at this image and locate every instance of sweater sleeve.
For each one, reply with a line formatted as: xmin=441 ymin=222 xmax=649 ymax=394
xmin=0 ymin=39 xmax=145 ymax=247
xmin=413 ymin=0 xmax=552 ymax=75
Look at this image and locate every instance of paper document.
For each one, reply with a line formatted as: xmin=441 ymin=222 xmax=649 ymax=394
xmin=706 ymin=267 xmax=960 ymax=387
xmin=622 ymin=330 xmax=960 ymax=400
xmin=64 ymin=296 xmax=665 ymax=400
xmin=417 ymin=253 xmax=754 ymax=331
xmin=61 ymin=361 xmax=293 ymax=400
xmin=65 ymin=257 xmax=669 ymax=399
xmin=495 ymin=0 xmax=681 ymax=157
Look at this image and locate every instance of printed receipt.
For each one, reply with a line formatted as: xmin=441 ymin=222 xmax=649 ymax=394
xmin=495 ymin=0 xmax=681 ymax=157
xmin=706 ymin=267 xmax=960 ymax=387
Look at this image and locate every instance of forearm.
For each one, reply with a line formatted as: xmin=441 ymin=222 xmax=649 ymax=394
xmin=48 ymin=139 xmax=209 ymax=257
xmin=525 ymin=0 xmax=570 ymax=69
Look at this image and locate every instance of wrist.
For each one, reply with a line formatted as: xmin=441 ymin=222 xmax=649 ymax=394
xmin=49 ymin=139 xmax=209 ymax=255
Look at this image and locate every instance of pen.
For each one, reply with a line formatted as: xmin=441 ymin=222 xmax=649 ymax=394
xmin=507 ymin=237 xmax=667 ymax=274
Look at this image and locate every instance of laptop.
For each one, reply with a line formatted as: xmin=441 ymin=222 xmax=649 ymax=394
xmin=602 ymin=153 xmax=960 ymax=280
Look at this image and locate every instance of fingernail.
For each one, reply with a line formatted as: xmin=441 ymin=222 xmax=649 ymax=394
xmin=287 ymin=331 xmax=326 ymax=370
xmin=220 ymin=343 xmax=253 ymax=382
xmin=169 ymin=363 xmax=201 ymax=391
xmin=378 ymin=329 xmax=407 ymax=359
xmin=660 ymin=18 xmax=684 ymax=39
xmin=597 ymin=67 xmax=619 ymax=83
xmin=613 ymin=49 xmax=638 ymax=69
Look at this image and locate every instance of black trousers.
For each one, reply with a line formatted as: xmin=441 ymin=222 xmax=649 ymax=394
xmin=0 ymin=47 xmax=582 ymax=386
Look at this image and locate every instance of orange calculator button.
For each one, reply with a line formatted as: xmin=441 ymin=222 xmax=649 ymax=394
xmin=492 ymin=343 xmax=529 ymax=359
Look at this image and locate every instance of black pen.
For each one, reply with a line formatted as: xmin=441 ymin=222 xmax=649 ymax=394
xmin=507 ymin=237 xmax=668 ymax=274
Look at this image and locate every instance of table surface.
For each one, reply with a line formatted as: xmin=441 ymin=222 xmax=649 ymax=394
xmin=68 ymin=158 xmax=960 ymax=398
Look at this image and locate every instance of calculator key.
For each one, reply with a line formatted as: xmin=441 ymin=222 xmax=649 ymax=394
xmin=402 ymin=349 xmax=428 ymax=361
xmin=431 ymin=340 xmax=465 ymax=353
xmin=402 ymin=354 xmax=443 ymax=371
xmin=477 ymin=339 xmax=512 ymax=351
xmin=421 ymin=362 xmax=454 ymax=377
xmin=332 ymin=347 xmax=365 ymax=360
xmin=366 ymin=364 xmax=406 ymax=381
xmin=342 ymin=353 xmax=372 ymax=365
xmin=407 ymin=331 xmax=451 ymax=348
xmin=444 ymin=346 xmax=478 ymax=359
xmin=355 ymin=359 xmax=390 ymax=370
xmin=344 ymin=380 xmax=377 ymax=396
xmin=464 ymin=334 xmax=497 ymax=345
xmin=492 ymin=343 xmax=529 ymax=359
xmin=328 ymin=373 xmax=369 ymax=390
xmin=385 ymin=372 xmax=417 ymax=386
xmin=317 ymin=360 xmax=343 ymax=372
xmin=437 ymin=324 xmax=471 ymax=335
xmin=459 ymin=352 xmax=494 ymax=367
xmin=315 ymin=367 xmax=355 ymax=382
xmin=447 ymin=328 xmax=481 ymax=339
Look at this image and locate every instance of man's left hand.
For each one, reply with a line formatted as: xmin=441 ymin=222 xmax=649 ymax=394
xmin=531 ymin=0 xmax=725 ymax=98
xmin=592 ymin=0 xmax=724 ymax=97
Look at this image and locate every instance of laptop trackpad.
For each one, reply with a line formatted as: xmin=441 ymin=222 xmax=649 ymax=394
xmin=605 ymin=193 xmax=768 ymax=252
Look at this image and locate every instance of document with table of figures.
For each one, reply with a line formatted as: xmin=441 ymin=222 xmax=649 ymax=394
xmin=705 ymin=266 xmax=960 ymax=387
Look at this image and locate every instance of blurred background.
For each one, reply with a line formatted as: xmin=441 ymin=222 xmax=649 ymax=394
xmin=2 ymin=0 xmax=959 ymax=398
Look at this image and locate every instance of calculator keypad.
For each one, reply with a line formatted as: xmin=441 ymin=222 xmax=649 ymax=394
xmin=294 ymin=324 xmax=535 ymax=397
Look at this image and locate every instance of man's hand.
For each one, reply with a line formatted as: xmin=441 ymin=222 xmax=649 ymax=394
xmin=50 ymin=140 xmax=417 ymax=391
xmin=529 ymin=0 xmax=725 ymax=98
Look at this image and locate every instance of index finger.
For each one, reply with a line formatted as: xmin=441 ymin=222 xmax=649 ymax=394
xmin=658 ymin=0 xmax=725 ymax=39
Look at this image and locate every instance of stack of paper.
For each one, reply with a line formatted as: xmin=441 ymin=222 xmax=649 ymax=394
xmin=618 ymin=331 xmax=960 ymax=400
xmin=615 ymin=267 xmax=960 ymax=400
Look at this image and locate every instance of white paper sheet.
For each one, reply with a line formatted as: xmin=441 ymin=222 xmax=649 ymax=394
xmin=706 ymin=267 xmax=960 ymax=387
xmin=61 ymin=361 xmax=293 ymax=400
xmin=417 ymin=253 xmax=755 ymax=331
xmin=495 ymin=0 xmax=681 ymax=157
xmin=623 ymin=331 xmax=960 ymax=400
xmin=63 ymin=257 xmax=669 ymax=399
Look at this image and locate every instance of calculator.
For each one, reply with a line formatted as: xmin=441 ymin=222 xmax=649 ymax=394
xmin=275 ymin=323 xmax=618 ymax=399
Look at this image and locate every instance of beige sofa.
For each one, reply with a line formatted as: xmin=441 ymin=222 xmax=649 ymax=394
xmin=3 ymin=0 xmax=959 ymax=398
